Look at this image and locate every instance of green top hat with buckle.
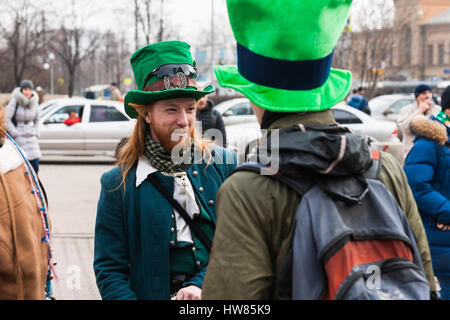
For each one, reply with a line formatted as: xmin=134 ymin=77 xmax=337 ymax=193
xmin=124 ymin=41 xmax=215 ymax=118
xmin=215 ymin=0 xmax=353 ymax=112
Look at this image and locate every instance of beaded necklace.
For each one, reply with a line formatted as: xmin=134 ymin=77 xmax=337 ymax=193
xmin=2 ymin=130 xmax=58 ymax=299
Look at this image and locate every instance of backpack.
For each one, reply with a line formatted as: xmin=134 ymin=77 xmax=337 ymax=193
xmin=235 ymin=146 xmax=430 ymax=300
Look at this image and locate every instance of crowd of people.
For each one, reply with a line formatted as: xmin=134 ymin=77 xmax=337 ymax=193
xmin=0 ymin=0 xmax=449 ymax=301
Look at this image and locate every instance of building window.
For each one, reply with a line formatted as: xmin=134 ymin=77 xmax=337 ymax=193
xmin=439 ymin=44 xmax=444 ymax=65
xmin=428 ymin=45 xmax=434 ymax=66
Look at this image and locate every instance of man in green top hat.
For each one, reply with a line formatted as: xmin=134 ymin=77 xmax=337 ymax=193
xmin=93 ymin=41 xmax=237 ymax=300
xmin=202 ymin=0 xmax=437 ymax=299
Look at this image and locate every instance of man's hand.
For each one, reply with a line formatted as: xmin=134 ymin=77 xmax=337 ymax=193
xmin=418 ymin=99 xmax=432 ymax=114
xmin=437 ymin=223 xmax=450 ymax=231
xmin=176 ymin=285 xmax=202 ymax=300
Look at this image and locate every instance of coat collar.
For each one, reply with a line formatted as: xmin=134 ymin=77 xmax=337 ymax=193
xmin=267 ymin=109 xmax=336 ymax=132
xmin=410 ymin=115 xmax=449 ymax=145
xmin=136 ymin=156 xmax=158 ymax=187
xmin=0 ymin=138 xmax=24 ymax=174
xmin=12 ymin=87 xmax=38 ymax=108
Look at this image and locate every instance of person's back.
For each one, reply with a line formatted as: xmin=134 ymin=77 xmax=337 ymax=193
xmin=109 ymin=83 xmax=122 ymax=101
xmin=347 ymin=94 xmax=370 ymax=115
xmin=202 ymin=0 xmax=437 ymax=300
xmin=203 ymin=111 xmax=436 ymax=299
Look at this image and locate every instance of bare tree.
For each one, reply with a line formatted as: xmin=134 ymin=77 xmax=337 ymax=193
xmin=157 ymin=0 xmax=164 ymax=42
xmin=48 ymin=0 xmax=101 ymax=97
xmin=333 ymin=18 xmax=352 ymax=70
xmin=348 ymin=0 xmax=395 ymax=99
xmin=97 ymin=32 xmax=131 ymax=89
xmin=49 ymin=26 xmax=100 ymax=97
xmin=0 ymin=0 xmax=49 ymax=87
xmin=133 ymin=0 xmax=170 ymax=47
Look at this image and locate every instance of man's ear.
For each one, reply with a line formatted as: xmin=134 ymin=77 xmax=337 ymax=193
xmin=144 ymin=111 xmax=152 ymax=124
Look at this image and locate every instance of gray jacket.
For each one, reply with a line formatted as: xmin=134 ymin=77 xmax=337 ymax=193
xmin=5 ymin=88 xmax=41 ymax=160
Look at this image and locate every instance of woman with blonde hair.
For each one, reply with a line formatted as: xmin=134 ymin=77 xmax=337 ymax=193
xmin=93 ymin=41 xmax=237 ymax=300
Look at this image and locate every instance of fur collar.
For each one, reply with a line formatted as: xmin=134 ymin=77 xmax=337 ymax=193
xmin=410 ymin=115 xmax=448 ymax=145
xmin=12 ymin=87 xmax=39 ymax=108
xmin=0 ymin=137 xmax=23 ymax=174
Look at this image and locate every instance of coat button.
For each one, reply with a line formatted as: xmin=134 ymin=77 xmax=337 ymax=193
xmin=192 ymin=171 xmax=198 ymax=177
xmin=208 ymin=200 xmax=214 ymax=206
xmin=171 ymin=227 xmax=175 ymax=233
xmin=192 ymin=247 xmax=196 ymax=252
xmin=199 ymin=187 xmax=204 ymax=193
xmin=170 ymin=241 xmax=175 ymax=246
xmin=196 ymin=261 xmax=201 ymax=266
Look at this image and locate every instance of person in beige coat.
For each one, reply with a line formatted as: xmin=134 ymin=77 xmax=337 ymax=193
xmin=109 ymin=82 xmax=122 ymax=101
xmin=397 ymin=84 xmax=440 ymax=162
xmin=0 ymin=105 xmax=55 ymax=300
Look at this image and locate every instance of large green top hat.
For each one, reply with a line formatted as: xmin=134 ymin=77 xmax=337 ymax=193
xmin=125 ymin=41 xmax=215 ymax=118
xmin=215 ymin=0 xmax=353 ymax=112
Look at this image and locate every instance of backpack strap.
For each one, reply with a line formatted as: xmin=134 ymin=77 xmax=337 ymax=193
xmin=233 ymin=144 xmax=382 ymax=300
xmin=146 ymin=173 xmax=212 ymax=252
xmin=364 ymin=144 xmax=382 ymax=180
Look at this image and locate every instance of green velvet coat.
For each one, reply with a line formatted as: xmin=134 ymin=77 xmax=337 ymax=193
xmin=93 ymin=147 xmax=237 ymax=300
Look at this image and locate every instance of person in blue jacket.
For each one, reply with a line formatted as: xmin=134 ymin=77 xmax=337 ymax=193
xmin=93 ymin=41 xmax=237 ymax=300
xmin=404 ymin=85 xmax=450 ymax=300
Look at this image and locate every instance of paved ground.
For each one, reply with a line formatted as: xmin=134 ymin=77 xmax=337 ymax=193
xmin=39 ymin=161 xmax=114 ymax=300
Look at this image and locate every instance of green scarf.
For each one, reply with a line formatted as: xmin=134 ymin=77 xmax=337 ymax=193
xmin=436 ymin=111 xmax=450 ymax=126
xmin=143 ymin=132 xmax=194 ymax=173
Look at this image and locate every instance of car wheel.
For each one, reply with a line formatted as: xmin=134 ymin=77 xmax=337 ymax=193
xmin=115 ymin=137 xmax=129 ymax=159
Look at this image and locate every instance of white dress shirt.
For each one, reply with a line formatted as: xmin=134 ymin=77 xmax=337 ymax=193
xmin=136 ymin=156 xmax=199 ymax=243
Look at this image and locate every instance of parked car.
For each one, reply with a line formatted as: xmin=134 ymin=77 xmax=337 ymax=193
xmin=369 ymin=94 xmax=415 ymax=122
xmin=332 ymin=103 xmax=399 ymax=143
xmin=222 ymin=98 xmax=400 ymax=163
xmin=38 ymin=98 xmax=135 ymax=157
xmin=214 ymin=98 xmax=257 ymax=126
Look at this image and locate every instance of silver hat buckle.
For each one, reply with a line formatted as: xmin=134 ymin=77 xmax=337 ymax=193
xmin=164 ymin=72 xmax=187 ymax=90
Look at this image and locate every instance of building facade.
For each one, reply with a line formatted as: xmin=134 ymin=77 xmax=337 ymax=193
xmin=350 ymin=0 xmax=450 ymax=83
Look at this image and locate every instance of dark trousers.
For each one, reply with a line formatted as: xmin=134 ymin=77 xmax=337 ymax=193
xmin=29 ymin=159 xmax=39 ymax=174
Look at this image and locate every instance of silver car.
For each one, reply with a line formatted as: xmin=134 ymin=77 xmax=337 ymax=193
xmin=332 ymin=104 xmax=399 ymax=142
xmin=369 ymin=94 xmax=415 ymax=122
xmin=38 ymin=98 xmax=135 ymax=157
xmin=214 ymin=98 xmax=257 ymax=126
xmin=222 ymin=98 xmax=401 ymax=163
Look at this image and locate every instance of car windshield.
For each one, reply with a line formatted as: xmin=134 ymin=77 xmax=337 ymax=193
xmin=369 ymin=96 xmax=398 ymax=114
xmin=39 ymin=103 xmax=58 ymax=118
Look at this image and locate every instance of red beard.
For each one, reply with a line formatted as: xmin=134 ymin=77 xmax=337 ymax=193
xmin=153 ymin=126 xmax=195 ymax=152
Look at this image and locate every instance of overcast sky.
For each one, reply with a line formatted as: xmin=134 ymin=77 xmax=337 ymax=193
xmin=11 ymin=0 xmax=393 ymax=47
xmin=38 ymin=0 xmax=230 ymax=48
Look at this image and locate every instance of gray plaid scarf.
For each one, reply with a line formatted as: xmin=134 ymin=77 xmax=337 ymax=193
xmin=143 ymin=132 xmax=194 ymax=173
